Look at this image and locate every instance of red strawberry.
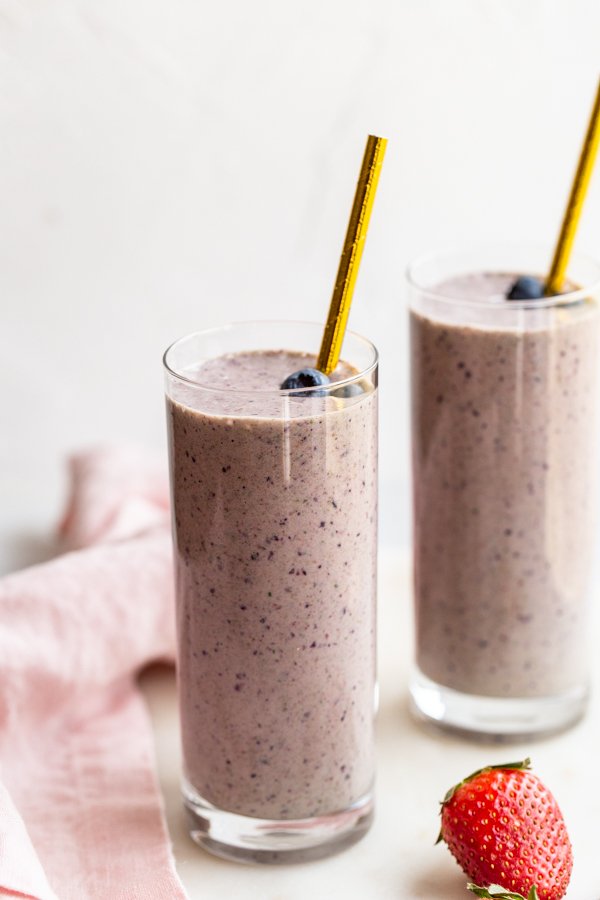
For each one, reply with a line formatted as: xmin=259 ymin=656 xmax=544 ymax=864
xmin=437 ymin=758 xmax=572 ymax=900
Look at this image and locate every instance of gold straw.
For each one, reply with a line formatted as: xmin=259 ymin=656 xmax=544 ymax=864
xmin=545 ymin=77 xmax=600 ymax=295
xmin=316 ymin=134 xmax=387 ymax=375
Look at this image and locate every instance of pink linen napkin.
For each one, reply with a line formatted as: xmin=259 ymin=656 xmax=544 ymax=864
xmin=0 ymin=446 xmax=188 ymax=900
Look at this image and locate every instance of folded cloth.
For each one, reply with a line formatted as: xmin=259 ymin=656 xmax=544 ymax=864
xmin=0 ymin=446 xmax=188 ymax=900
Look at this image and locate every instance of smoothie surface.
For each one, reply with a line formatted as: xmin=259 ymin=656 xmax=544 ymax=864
xmin=170 ymin=349 xmax=366 ymax=418
xmin=417 ymin=271 xmax=598 ymax=332
xmin=433 ymin=271 xmax=583 ymax=302
xmin=182 ymin=349 xmax=357 ymax=391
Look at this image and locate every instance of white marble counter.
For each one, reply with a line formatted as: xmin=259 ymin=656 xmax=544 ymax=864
xmin=140 ymin=552 xmax=600 ymax=900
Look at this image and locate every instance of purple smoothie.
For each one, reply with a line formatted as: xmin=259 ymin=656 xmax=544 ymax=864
xmin=166 ymin=349 xmax=377 ymax=821
xmin=411 ymin=272 xmax=599 ymax=699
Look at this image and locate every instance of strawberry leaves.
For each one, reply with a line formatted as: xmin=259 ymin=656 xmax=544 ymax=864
xmin=441 ymin=758 xmax=532 ymax=806
xmin=467 ymin=885 xmax=539 ymax=900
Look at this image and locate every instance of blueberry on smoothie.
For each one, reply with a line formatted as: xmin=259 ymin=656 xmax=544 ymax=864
xmin=506 ymin=275 xmax=545 ymax=300
xmin=280 ymin=368 xmax=330 ymax=391
xmin=332 ymin=382 xmax=364 ymax=399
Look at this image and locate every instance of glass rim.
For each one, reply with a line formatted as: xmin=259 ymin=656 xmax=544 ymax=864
xmin=163 ymin=320 xmax=379 ymax=396
xmin=405 ymin=241 xmax=600 ymax=310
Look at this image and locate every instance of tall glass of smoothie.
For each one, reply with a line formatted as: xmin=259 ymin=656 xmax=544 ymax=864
xmin=163 ymin=320 xmax=378 ymax=862
xmin=408 ymin=244 xmax=600 ymax=739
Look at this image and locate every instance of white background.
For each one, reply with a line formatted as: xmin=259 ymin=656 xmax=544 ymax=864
xmin=3 ymin=4 xmax=600 ymax=899
xmin=3 ymin=0 xmax=600 ymax=561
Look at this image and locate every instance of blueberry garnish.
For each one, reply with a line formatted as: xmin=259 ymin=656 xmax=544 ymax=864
xmin=280 ymin=368 xmax=330 ymax=391
xmin=506 ymin=275 xmax=545 ymax=300
xmin=332 ymin=382 xmax=364 ymax=399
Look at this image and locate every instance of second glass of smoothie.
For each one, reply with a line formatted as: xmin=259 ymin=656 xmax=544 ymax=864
xmin=408 ymin=244 xmax=600 ymax=739
xmin=164 ymin=321 xmax=378 ymax=862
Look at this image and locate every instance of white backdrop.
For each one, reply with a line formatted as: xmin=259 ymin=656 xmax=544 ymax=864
xmin=2 ymin=0 xmax=600 ymax=564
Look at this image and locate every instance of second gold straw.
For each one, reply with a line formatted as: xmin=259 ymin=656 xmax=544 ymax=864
xmin=546 ymin=78 xmax=600 ymax=295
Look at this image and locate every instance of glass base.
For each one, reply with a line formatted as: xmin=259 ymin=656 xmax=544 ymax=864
xmin=409 ymin=667 xmax=588 ymax=741
xmin=182 ymin=778 xmax=374 ymax=864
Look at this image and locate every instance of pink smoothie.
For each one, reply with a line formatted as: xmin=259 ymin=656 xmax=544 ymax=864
xmin=166 ymin=350 xmax=377 ymax=820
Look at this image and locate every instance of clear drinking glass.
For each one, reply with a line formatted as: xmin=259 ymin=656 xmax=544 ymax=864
xmin=163 ymin=321 xmax=378 ymax=862
xmin=407 ymin=244 xmax=600 ymax=739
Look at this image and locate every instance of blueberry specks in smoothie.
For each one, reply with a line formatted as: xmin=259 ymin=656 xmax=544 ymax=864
xmin=411 ymin=271 xmax=599 ymax=698
xmin=168 ymin=347 xmax=376 ymax=820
